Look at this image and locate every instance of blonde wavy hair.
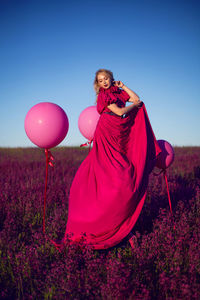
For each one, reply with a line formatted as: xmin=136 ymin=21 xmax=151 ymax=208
xmin=93 ymin=69 xmax=114 ymax=96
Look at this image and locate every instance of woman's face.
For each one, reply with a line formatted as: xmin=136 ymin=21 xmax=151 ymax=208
xmin=97 ymin=72 xmax=112 ymax=89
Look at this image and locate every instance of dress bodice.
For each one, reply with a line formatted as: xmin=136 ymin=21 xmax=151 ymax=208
xmin=97 ymin=85 xmax=130 ymax=114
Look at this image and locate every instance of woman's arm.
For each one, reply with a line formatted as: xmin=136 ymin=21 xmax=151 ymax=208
xmin=123 ymin=85 xmax=140 ymax=103
xmin=114 ymin=81 xmax=140 ymax=104
xmin=107 ymin=101 xmax=142 ymax=117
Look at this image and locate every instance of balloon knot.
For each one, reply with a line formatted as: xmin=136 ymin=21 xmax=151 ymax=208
xmin=45 ymin=149 xmax=55 ymax=167
xmin=80 ymin=140 xmax=93 ymax=147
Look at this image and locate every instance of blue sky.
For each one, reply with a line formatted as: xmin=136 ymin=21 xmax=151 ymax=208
xmin=0 ymin=0 xmax=199 ymax=147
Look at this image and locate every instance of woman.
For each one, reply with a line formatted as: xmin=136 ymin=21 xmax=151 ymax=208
xmin=63 ymin=69 xmax=161 ymax=249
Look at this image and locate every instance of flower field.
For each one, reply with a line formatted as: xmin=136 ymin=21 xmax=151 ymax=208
xmin=0 ymin=146 xmax=200 ymax=299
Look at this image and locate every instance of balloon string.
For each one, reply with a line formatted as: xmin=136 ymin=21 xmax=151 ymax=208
xmin=43 ymin=149 xmax=54 ymax=234
xmin=163 ymin=170 xmax=173 ymax=214
xmin=153 ymin=168 xmax=175 ymax=228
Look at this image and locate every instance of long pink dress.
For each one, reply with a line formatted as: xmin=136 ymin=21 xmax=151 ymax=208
xmin=64 ymin=86 xmax=161 ymax=249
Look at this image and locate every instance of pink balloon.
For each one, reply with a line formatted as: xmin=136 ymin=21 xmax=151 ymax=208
xmin=24 ymin=102 xmax=69 ymax=149
xmin=78 ymin=106 xmax=100 ymax=141
xmin=156 ymin=140 xmax=174 ymax=169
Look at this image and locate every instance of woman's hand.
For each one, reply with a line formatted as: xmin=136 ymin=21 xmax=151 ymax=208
xmin=114 ymin=81 xmax=124 ymax=88
xmin=135 ymin=100 xmax=143 ymax=107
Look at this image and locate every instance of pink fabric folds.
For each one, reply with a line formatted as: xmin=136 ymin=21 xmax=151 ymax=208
xmin=64 ymin=102 xmax=161 ymax=249
xmin=97 ymin=86 xmax=130 ymax=113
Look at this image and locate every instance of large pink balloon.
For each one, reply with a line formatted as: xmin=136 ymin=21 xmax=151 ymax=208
xmin=78 ymin=106 xmax=100 ymax=141
xmin=24 ymin=102 xmax=69 ymax=149
xmin=156 ymin=140 xmax=174 ymax=169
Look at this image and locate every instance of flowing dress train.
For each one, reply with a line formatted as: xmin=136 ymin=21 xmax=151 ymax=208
xmin=64 ymin=86 xmax=161 ymax=249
